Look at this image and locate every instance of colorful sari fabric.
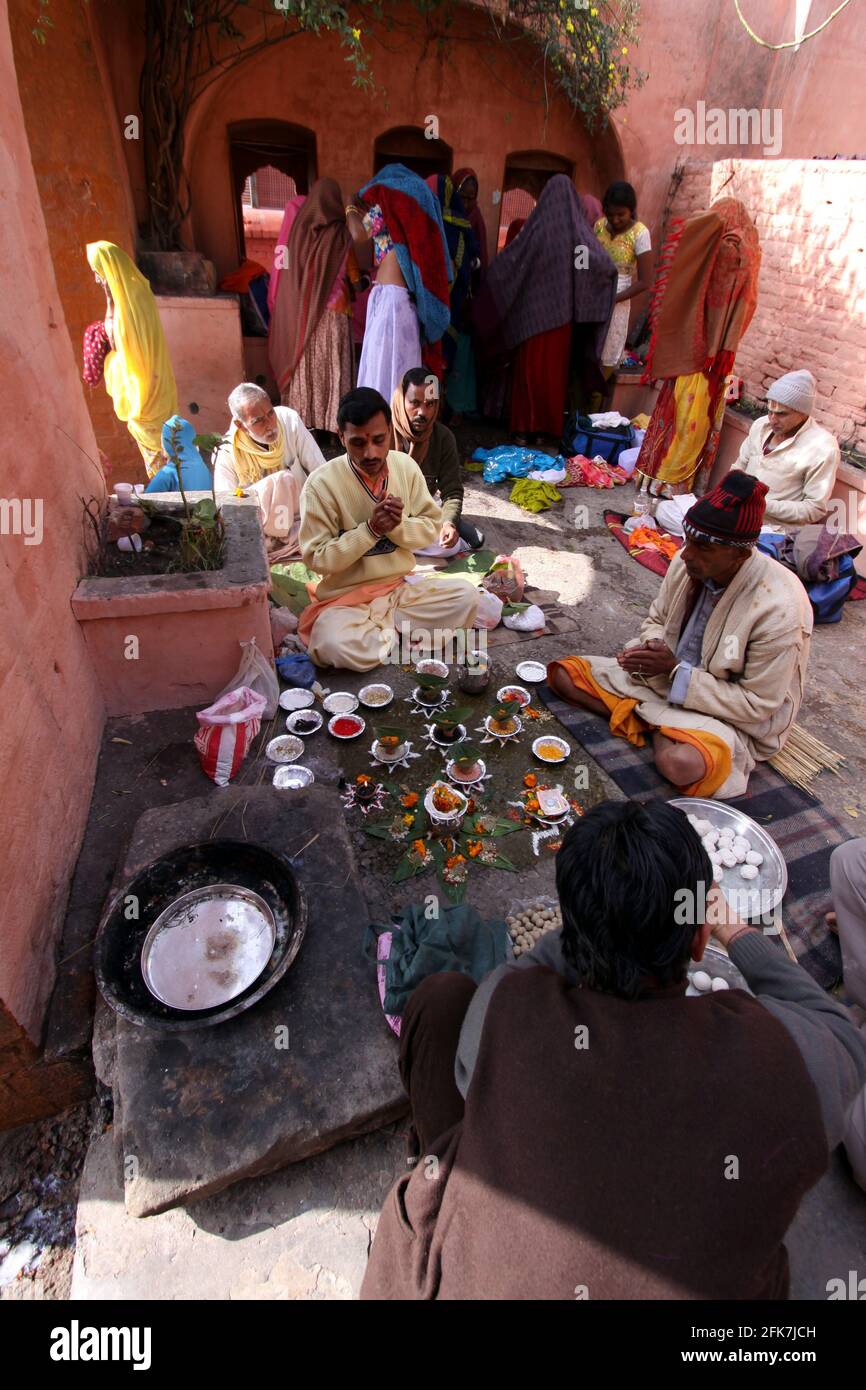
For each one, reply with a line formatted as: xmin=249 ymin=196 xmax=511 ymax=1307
xmin=637 ymin=199 xmax=761 ymax=492
xmin=472 ymin=176 xmax=617 ymax=363
xmin=426 ymin=174 xmax=479 ymax=370
xmin=269 ymin=178 xmax=352 ymax=395
xmin=86 ymin=241 xmax=178 ymax=468
xmin=360 ymin=163 xmax=453 ymax=374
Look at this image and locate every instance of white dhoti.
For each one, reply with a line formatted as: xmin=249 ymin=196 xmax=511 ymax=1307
xmin=306 ymin=574 xmax=480 ymax=672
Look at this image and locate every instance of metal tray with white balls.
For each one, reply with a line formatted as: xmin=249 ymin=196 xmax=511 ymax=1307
xmin=670 ymin=797 xmax=787 ymax=919
xmin=687 ymin=943 xmax=752 ymax=996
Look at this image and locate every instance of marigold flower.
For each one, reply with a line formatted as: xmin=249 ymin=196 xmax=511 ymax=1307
xmin=467 ymin=840 xmax=483 ymax=858
xmin=445 ymin=854 xmax=466 ymax=870
xmin=234 ymin=487 xmax=246 ymax=497
xmin=566 ymin=17 xmax=574 ymax=31
xmin=352 ymin=27 xmax=361 ymax=40
xmin=400 ymin=792 xmax=419 ymax=808
xmin=523 ymin=773 xmax=538 ymax=788
xmin=412 ymin=839 xmax=427 ymax=857
xmin=402 ymin=814 xmax=415 ymax=826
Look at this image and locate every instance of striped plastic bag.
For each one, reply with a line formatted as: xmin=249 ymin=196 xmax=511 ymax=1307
xmin=194 ymin=685 xmax=267 ymax=786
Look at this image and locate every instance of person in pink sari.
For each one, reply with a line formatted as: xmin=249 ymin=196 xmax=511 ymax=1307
xmin=267 ymin=194 xmax=306 ymax=317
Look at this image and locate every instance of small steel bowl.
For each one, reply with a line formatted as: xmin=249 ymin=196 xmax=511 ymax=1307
xmin=430 ymin=724 xmax=467 ymax=747
xmin=279 ymin=688 xmax=315 ymax=712
xmin=286 ymin=709 xmax=323 ymax=736
xmin=532 ymin=735 xmax=570 ymax=764
xmin=327 ymin=712 xmax=366 ymax=740
xmin=415 ymin=659 xmax=449 ymax=680
xmin=358 ymin=683 xmax=394 ymax=709
xmin=273 ymin=764 xmax=315 ymax=789
xmin=446 ymin=757 xmax=486 ymax=786
xmin=266 ymin=734 xmax=305 ymax=764
xmin=496 ymin=684 xmax=532 ymax=708
xmin=371 ymin=739 xmax=408 ymax=762
xmin=484 ymin=715 xmax=523 ymax=739
xmin=322 ymin=691 xmax=359 ymax=715
xmin=413 ymin=685 xmax=447 ymax=707
xmin=516 ymin=661 xmax=546 ymax=684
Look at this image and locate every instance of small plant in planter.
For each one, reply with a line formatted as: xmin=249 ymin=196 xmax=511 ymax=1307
xmin=487 ymin=700 xmax=521 ymax=736
xmin=414 ymin=671 xmax=448 ymax=705
xmin=138 ymin=419 xmax=225 ymax=573
xmin=431 ymin=706 xmax=473 ymax=742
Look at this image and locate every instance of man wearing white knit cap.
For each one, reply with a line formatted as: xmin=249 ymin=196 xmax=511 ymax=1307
xmin=731 ymin=369 xmax=840 ymax=528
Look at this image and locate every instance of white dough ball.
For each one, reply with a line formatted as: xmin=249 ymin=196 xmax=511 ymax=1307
xmin=685 ymin=984 xmax=701 ymax=997
xmin=720 ymin=851 xmax=737 ymax=869
xmin=745 ymin=851 xmax=763 ymax=867
xmin=733 ymin=847 xmax=747 ymax=864
xmin=740 ymin=863 xmax=759 ymax=880
xmin=695 ymin=818 xmax=713 ymax=836
xmin=711 ymin=976 xmax=730 ymax=992
xmin=702 ymin=834 xmax=718 ymax=852
xmin=718 ymin=827 xmax=735 ymax=842
xmin=692 ymin=970 xmax=713 ymax=993
xmin=733 ymin=836 xmax=750 ymax=853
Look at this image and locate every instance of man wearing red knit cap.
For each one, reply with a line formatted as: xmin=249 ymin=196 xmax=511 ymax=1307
xmin=549 ymin=472 xmax=814 ymax=799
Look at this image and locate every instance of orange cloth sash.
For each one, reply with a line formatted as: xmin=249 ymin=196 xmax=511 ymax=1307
xmin=297 ymin=575 xmax=405 ymax=646
xmin=548 ymin=657 xmax=733 ymax=798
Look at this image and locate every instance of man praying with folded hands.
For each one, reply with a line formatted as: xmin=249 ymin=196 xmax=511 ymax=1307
xmin=297 ymin=387 xmax=480 ymax=670
xmin=548 ymin=472 xmax=813 ymax=798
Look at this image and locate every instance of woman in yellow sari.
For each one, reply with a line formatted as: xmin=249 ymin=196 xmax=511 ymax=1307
xmin=86 ymin=241 xmax=178 ymax=476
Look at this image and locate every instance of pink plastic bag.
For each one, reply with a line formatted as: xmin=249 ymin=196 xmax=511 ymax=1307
xmin=194 ymin=685 xmax=267 ymax=786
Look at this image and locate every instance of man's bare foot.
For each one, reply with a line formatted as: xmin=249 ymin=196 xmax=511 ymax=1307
xmin=826 ymin=910 xmax=838 ymax=935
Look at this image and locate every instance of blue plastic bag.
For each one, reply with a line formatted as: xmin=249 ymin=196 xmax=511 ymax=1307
xmin=472 ymin=445 xmax=564 ymax=485
xmin=276 ymin=652 xmax=316 ymax=688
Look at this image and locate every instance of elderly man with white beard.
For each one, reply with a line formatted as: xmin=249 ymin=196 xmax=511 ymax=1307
xmin=213 ymin=382 xmax=325 ymax=558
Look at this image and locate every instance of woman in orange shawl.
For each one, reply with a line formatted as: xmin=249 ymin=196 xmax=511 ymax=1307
xmin=636 ymin=198 xmax=761 ymax=495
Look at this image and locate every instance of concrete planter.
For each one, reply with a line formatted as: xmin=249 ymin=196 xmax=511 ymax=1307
xmin=72 ymin=497 xmax=273 ymax=716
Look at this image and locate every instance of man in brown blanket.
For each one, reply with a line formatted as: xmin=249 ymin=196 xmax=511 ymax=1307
xmin=362 ymin=800 xmax=866 ymax=1301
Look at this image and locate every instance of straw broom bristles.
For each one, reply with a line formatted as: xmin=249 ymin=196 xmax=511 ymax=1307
xmin=768 ymin=723 xmax=846 ymax=791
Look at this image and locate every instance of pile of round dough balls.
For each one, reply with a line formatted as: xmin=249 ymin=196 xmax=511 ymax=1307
xmin=507 ymin=902 xmax=561 ymax=957
xmin=686 ymin=814 xmax=763 ymax=879
xmin=686 ymin=968 xmax=730 ymax=997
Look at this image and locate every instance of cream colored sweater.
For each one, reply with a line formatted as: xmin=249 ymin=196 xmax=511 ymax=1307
xmin=731 ymin=415 xmax=840 ymax=527
xmin=299 ymin=451 xmax=441 ymax=601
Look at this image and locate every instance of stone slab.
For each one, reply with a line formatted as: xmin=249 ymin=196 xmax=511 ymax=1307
xmin=72 ymin=1124 xmax=405 ymax=1300
xmin=112 ymin=786 xmax=406 ymax=1217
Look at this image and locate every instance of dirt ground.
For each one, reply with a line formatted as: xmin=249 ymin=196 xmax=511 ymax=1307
xmin=4 ymin=420 xmax=865 ymax=1300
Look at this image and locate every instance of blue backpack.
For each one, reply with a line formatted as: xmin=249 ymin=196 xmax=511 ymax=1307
xmin=563 ymin=414 xmax=635 ymax=465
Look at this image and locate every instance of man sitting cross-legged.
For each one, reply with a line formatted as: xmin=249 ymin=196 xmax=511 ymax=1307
xmin=362 ymin=801 xmax=866 ymax=1300
xmin=297 ymin=387 xmax=483 ymax=671
xmin=549 ymin=472 xmax=813 ymax=799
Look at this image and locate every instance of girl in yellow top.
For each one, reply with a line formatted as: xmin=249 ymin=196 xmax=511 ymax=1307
xmin=594 ymin=182 xmax=652 ymax=372
xmin=86 ymin=241 xmax=178 ymax=476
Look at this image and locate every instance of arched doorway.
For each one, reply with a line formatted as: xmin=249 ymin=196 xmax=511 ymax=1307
xmin=373 ymin=126 xmax=452 ymax=180
xmin=228 ymin=120 xmax=317 ymax=263
xmin=497 ymin=149 xmax=575 ymax=246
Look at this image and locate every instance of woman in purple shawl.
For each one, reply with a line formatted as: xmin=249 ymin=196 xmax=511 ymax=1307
xmin=474 ymin=175 xmax=617 ymax=442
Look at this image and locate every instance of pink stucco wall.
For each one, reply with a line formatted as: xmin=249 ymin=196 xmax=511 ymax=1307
xmin=156 ymin=294 xmax=246 ymax=440
xmin=0 ymin=9 xmax=106 ymax=1045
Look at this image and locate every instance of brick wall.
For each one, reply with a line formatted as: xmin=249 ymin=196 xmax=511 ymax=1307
xmin=668 ymin=157 xmax=866 ymax=452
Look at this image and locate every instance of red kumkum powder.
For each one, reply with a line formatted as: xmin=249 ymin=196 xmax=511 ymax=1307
xmin=332 ymin=716 xmax=361 ymax=736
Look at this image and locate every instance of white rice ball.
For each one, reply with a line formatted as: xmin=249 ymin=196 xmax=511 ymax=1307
xmin=745 ymin=850 xmax=763 ymax=867
xmin=718 ymin=827 xmax=735 ymax=843
xmin=702 ymin=833 xmax=718 ymax=852
xmin=685 ymin=984 xmax=702 ymax=997
xmin=692 ymin=970 xmax=713 ymax=993
xmin=720 ymin=851 xmax=737 ymax=869
xmin=694 ymin=818 xmax=713 ymax=836
xmin=740 ymin=863 xmax=759 ymax=880
xmin=711 ymin=976 xmax=730 ymax=992
xmin=733 ymin=836 xmax=750 ymax=853
xmin=732 ymin=846 xmax=747 ymax=865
